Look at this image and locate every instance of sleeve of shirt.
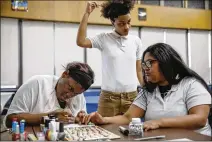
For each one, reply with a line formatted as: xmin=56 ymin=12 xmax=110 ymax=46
xmin=66 ymin=93 xmax=87 ymax=117
xmin=87 ymin=33 xmax=105 ymax=51
xmin=185 ymin=79 xmax=211 ymax=110
xmin=81 ymin=94 xmax=87 ymax=113
xmin=132 ymin=90 xmax=147 ymax=111
xmin=136 ymin=37 xmax=143 ymax=60
xmin=3 ymin=77 xmax=39 ymax=127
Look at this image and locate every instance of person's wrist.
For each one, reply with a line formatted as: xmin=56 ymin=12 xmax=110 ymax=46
xmin=103 ymin=117 xmax=109 ymax=124
xmin=74 ymin=116 xmax=79 ymax=123
xmin=48 ymin=111 xmax=58 ymax=118
xmin=84 ymin=12 xmax=90 ymax=16
xmin=158 ymin=119 xmax=163 ymax=128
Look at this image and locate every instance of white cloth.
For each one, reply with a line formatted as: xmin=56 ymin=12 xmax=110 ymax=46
xmin=3 ymin=75 xmax=86 ymax=127
xmin=133 ymin=77 xmax=212 ymax=136
xmin=88 ymin=31 xmax=143 ymax=92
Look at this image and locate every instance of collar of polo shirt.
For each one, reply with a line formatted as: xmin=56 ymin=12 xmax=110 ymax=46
xmin=112 ymin=30 xmax=128 ymax=39
xmin=169 ymin=84 xmax=179 ymax=92
xmin=155 ymin=83 xmax=179 ymax=99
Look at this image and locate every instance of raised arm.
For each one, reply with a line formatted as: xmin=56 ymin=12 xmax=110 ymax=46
xmin=76 ymin=2 xmax=98 ymax=48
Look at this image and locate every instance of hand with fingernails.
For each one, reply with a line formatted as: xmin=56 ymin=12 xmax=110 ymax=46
xmin=143 ymin=120 xmax=161 ymax=131
xmin=75 ymin=110 xmax=87 ymax=124
xmin=85 ymin=1 xmax=99 ymax=14
xmin=79 ymin=111 xmax=106 ymax=125
xmin=52 ymin=110 xmax=75 ymax=123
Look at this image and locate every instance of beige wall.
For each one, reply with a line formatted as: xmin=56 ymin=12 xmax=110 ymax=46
xmin=1 ymin=1 xmax=211 ymax=30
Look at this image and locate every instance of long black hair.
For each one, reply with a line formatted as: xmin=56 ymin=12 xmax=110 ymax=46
xmin=142 ymin=43 xmax=210 ymax=94
xmin=101 ymin=0 xmax=134 ymax=21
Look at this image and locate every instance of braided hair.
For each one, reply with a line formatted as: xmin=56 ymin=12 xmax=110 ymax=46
xmin=64 ymin=62 xmax=95 ymax=90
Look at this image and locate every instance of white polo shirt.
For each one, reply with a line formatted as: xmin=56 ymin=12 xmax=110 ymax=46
xmin=4 ymin=75 xmax=86 ymax=127
xmin=88 ymin=31 xmax=143 ymax=92
xmin=133 ymin=77 xmax=212 ymax=136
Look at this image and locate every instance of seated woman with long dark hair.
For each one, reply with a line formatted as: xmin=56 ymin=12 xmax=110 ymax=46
xmin=79 ymin=43 xmax=211 ymax=136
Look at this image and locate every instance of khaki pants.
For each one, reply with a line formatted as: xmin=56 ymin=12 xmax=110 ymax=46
xmin=97 ymin=90 xmax=137 ymax=117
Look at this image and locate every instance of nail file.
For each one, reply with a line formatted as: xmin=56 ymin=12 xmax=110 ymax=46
xmin=134 ymin=135 xmax=166 ymax=141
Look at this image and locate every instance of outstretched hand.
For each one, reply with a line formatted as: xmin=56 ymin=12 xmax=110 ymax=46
xmin=75 ymin=110 xmax=87 ymax=124
xmin=79 ymin=112 xmax=106 ymax=125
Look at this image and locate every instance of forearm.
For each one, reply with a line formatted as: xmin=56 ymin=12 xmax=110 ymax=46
xmin=137 ymin=70 xmax=144 ymax=87
xmin=159 ymin=114 xmax=207 ymax=129
xmin=77 ymin=13 xmax=89 ymax=46
xmin=6 ymin=113 xmax=49 ymax=127
xmin=104 ymin=115 xmax=131 ymax=125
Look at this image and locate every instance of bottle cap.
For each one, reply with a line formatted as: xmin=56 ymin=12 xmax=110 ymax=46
xmin=12 ymin=118 xmax=17 ymax=121
xmin=131 ymin=118 xmax=141 ymax=124
xmin=48 ymin=114 xmax=55 ymax=119
xmin=45 ymin=119 xmax=52 ymax=128
xmin=59 ymin=122 xmax=64 ymax=132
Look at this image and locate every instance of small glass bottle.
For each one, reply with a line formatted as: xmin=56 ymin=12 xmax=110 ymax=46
xmin=12 ymin=118 xmax=18 ymax=133
xmin=129 ymin=118 xmax=143 ymax=136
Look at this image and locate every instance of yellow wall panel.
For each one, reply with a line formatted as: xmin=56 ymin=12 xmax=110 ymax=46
xmin=1 ymin=1 xmax=211 ymax=30
xmin=131 ymin=5 xmax=211 ymax=30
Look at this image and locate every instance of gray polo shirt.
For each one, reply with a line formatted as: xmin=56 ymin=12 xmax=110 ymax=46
xmin=133 ymin=77 xmax=211 ymax=136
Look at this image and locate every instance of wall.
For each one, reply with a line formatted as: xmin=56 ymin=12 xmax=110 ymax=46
xmin=0 ymin=1 xmax=211 ymax=30
xmin=1 ymin=18 xmax=19 ymax=85
xmin=1 ymin=0 xmax=211 ymax=111
xmin=1 ymin=17 xmax=211 ymax=87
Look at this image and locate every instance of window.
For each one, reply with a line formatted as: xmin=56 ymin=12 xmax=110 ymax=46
xmin=164 ymin=0 xmax=183 ymax=8
xmin=140 ymin=0 xmax=160 ymax=6
xmin=188 ymin=0 xmax=205 ymax=9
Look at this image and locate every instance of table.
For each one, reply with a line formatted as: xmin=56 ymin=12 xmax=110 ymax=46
xmin=101 ymin=124 xmax=212 ymax=141
xmin=0 ymin=126 xmax=34 ymax=141
xmin=1 ymin=124 xmax=211 ymax=141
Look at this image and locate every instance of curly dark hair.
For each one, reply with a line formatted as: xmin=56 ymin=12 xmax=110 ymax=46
xmin=101 ymin=0 xmax=135 ymax=21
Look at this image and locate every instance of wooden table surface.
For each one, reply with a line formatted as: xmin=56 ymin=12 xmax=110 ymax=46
xmin=101 ymin=124 xmax=212 ymax=141
xmin=1 ymin=124 xmax=211 ymax=141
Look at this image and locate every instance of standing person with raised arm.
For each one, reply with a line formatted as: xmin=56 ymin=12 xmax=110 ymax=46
xmin=76 ymin=0 xmax=144 ymax=117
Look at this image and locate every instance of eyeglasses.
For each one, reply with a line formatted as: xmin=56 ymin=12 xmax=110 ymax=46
xmin=65 ymin=79 xmax=83 ymax=96
xmin=142 ymin=60 xmax=157 ymax=69
xmin=67 ymin=84 xmax=80 ymax=96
